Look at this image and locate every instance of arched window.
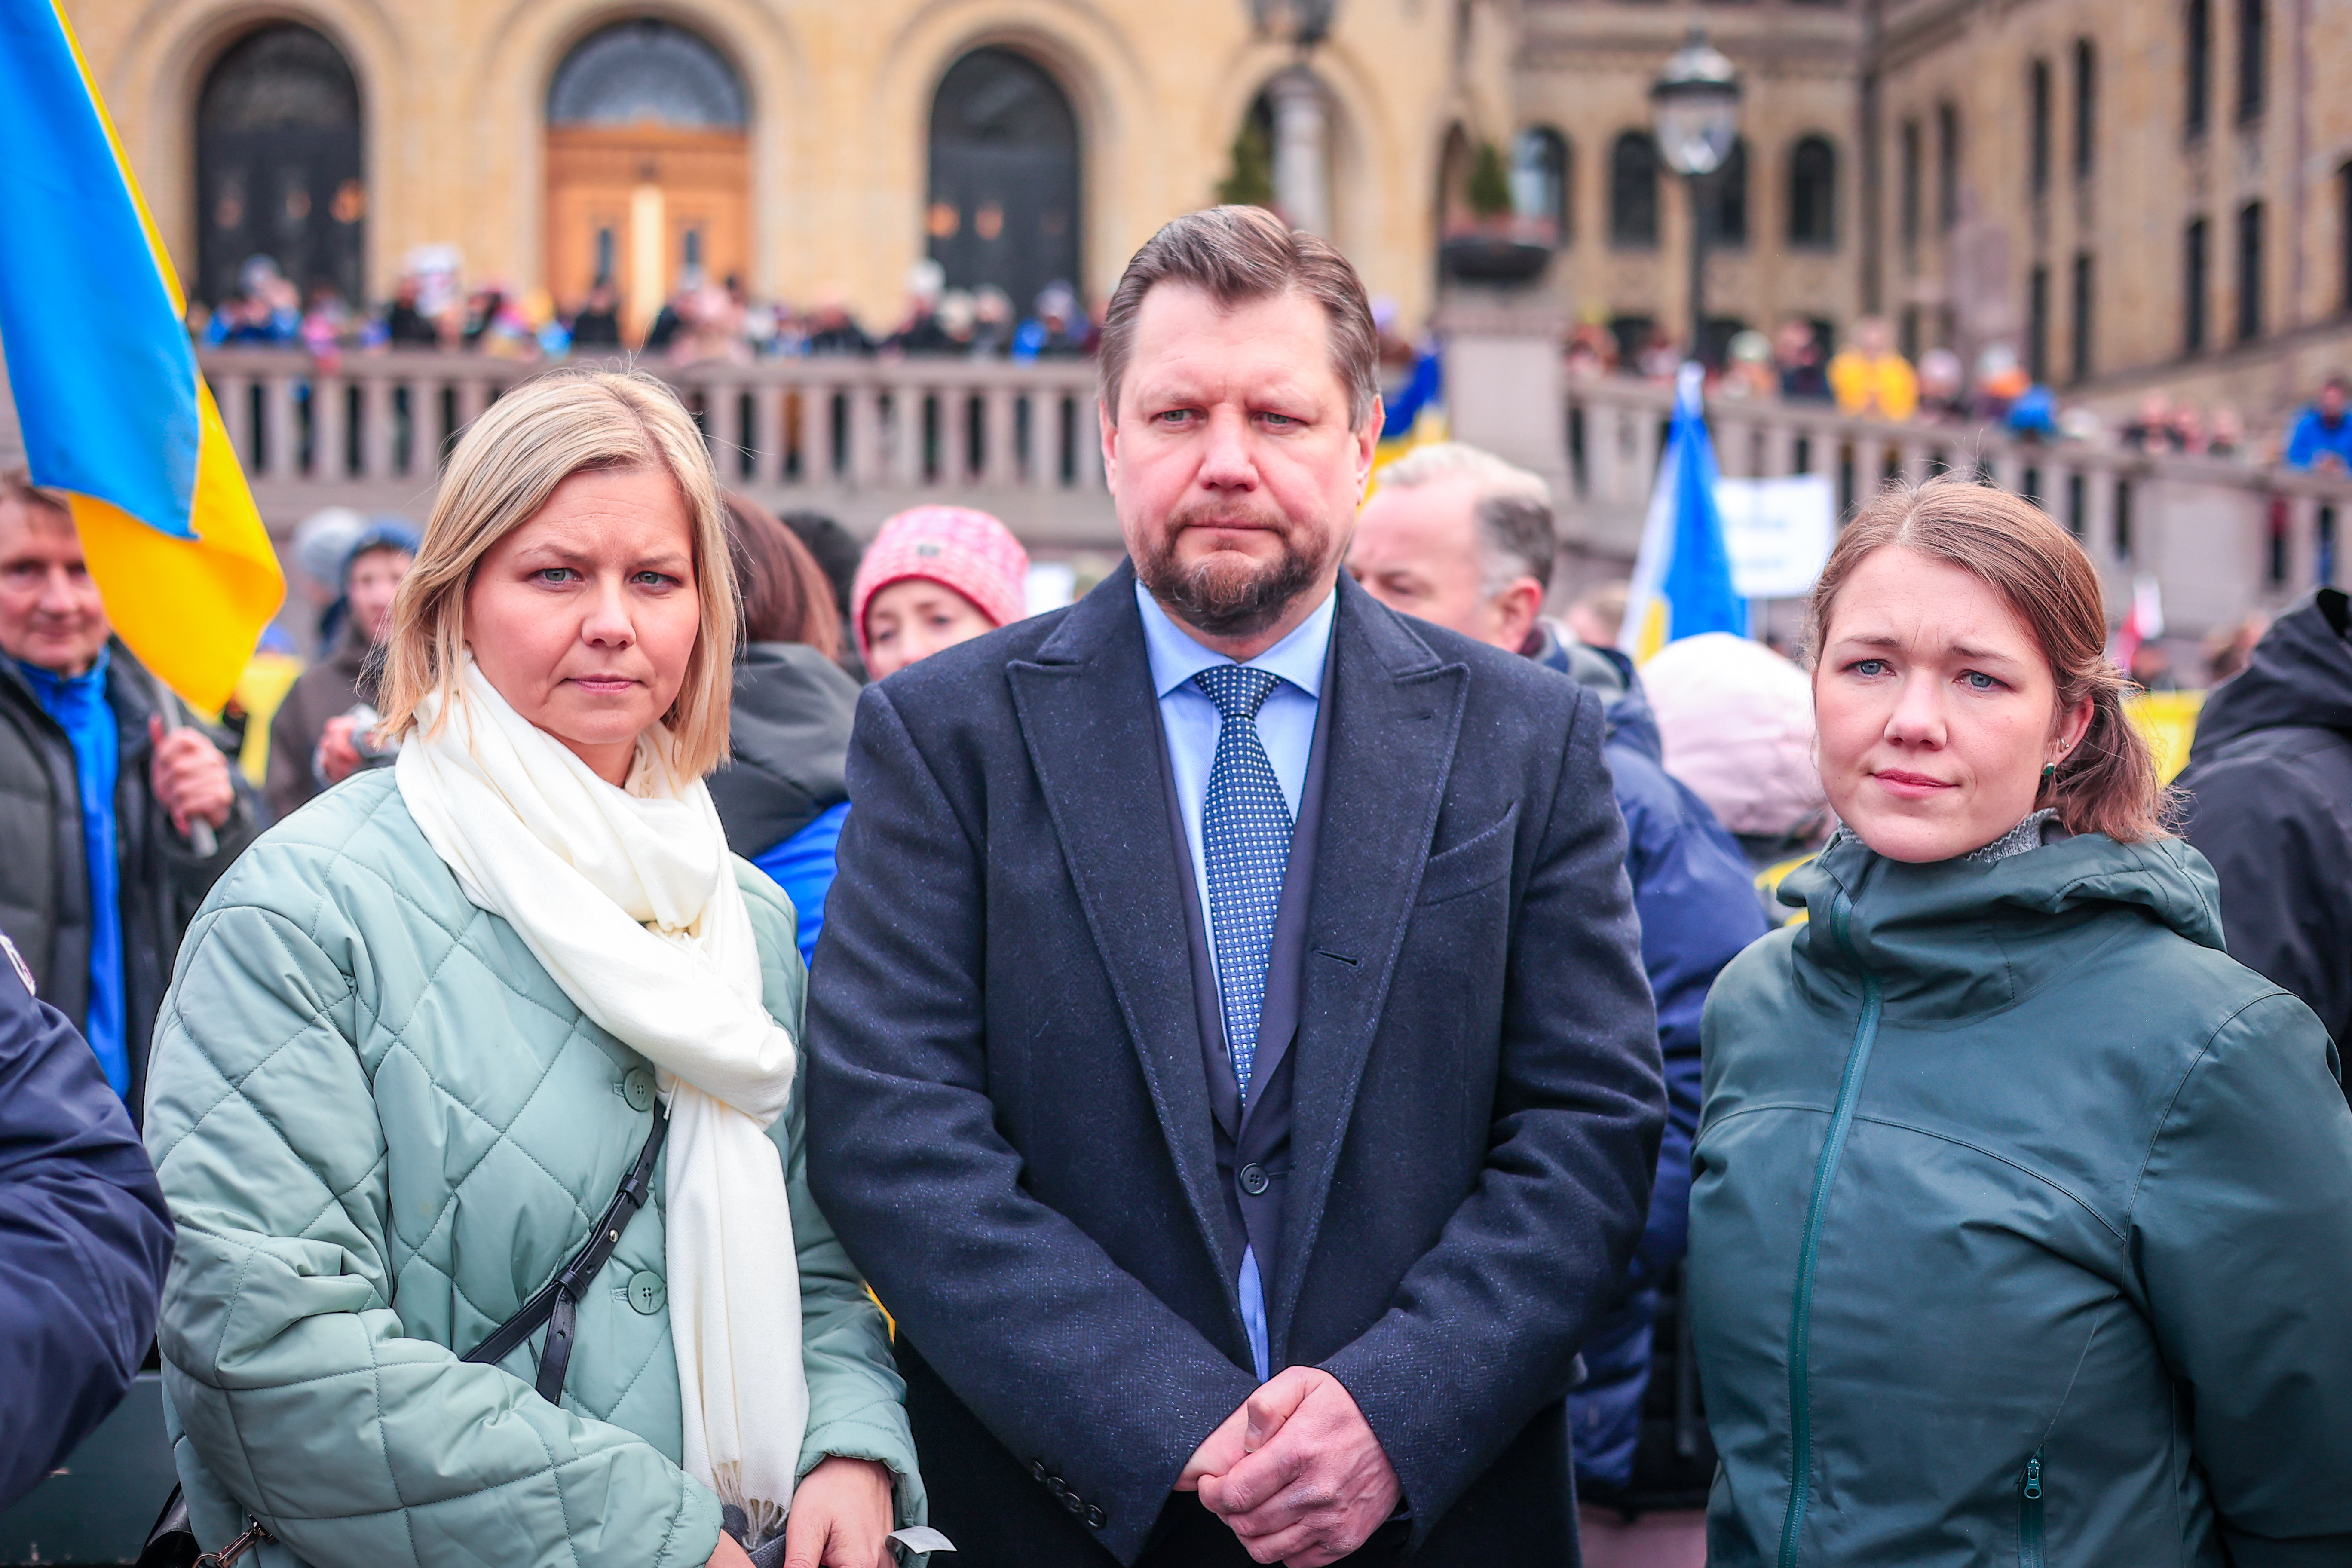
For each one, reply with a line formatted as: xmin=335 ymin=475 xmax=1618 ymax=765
xmin=928 ymin=48 xmax=1081 ymax=315
xmin=1609 ymin=130 xmax=1659 ymax=248
xmin=196 ymin=24 xmax=363 ymax=309
xmin=2184 ymin=0 xmax=2212 ymax=135
xmin=2029 ymin=57 xmax=2052 ymax=196
xmin=548 ymin=21 xmax=745 ymax=127
xmin=1936 ymin=101 xmax=1961 ymax=231
xmin=1789 ymin=135 xmax=1838 ymax=248
xmin=2236 ymin=0 xmax=2267 ymax=121
xmin=2073 ymin=40 xmax=2096 ymax=178
xmin=1708 ymin=138 xmax=1749 ymax=247
xmin=1511 ymin=126 xmax=1571 ymax=244
xmin=1436 ymin=122 xmax=1475 ymax=232
xmin=545 ymin=20 xmax=749 ymax=341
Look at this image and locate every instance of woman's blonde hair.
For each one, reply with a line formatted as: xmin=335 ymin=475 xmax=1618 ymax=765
xmin=1803 ymin=475 xmax=2171 ymax=844
xmin=378 ymin=368 xmax=737 ymax=777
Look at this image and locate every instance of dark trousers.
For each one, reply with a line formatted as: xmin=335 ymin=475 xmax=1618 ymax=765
xmin=899 ymin=1340 xmax=1574 ymax=1568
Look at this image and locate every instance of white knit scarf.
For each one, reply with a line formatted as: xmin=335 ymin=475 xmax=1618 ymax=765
xmin=397 ymin=656 xmax=807 ymax=1543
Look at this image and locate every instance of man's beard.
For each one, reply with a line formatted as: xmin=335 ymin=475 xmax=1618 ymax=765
xmin=1134 ymin=504 xmax=1329 ymax=639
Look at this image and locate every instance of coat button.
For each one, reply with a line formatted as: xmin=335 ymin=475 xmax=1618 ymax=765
xmin=1046 ymin=1476 xmax=1066 ymax=1499
xmin=1062 ymin=1492 xmax=1084 ymax=1515
xmin=1239 ymin=1163 xmax=1270 ymax=1197
xmin=626 ymin=1270 xmax=666 ymax=1314
xmin=1029 ymin=1459 xmax=1048 ymax=1483
xmin=1085 ymin=1505 xmax=1106 ymax=1529
xmin=622 ymin=1067 xmax=658 ymax=1113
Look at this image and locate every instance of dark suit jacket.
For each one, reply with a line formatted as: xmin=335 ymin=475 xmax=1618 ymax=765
xmin=805 ymin=567 xmax=1663 ymax=1565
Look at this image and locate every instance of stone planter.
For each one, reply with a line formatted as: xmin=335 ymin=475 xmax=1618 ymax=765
xmin=1438 ymin=234 xmax=1553 ymax=284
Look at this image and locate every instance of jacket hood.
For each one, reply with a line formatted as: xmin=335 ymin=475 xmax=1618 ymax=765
xmin=705 ymin=641 xmax=859 ymax=857
xmin=1782 ymin=827 xmax=2226 ymax=1019
xmin=2191 ymin=587 xmax=2352 ymax=756
xmin=1530 ymin=624 xmax=1662 ymax=763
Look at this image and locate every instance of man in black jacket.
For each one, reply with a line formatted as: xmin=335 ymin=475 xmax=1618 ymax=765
xmin=2178 ymin=586 xmax=2352 ymax=1064
xmin=0 ymin=473 xmax=261 ymax=1121
xmin=0 ymin=928 xmax=172 ymax=1510
xmin=806 ymin=207 xmax=1663 ymax=1567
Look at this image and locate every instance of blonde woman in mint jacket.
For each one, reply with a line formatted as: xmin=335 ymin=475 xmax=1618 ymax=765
xmin=1689 ymin=479 xmax=2352 ymax=1567
xmin=143 ymin=370 xmax=924 ymax=1568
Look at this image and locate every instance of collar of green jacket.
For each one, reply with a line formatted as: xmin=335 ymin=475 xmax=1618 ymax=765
xmin=1778 ymin=827 xmax=2226 ymax=1020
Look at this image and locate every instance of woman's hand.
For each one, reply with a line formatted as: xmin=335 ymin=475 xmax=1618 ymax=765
xmin=705 ymin=1530 xmax=756 ymax=1568
xmin=781 ymin=1455 xmax=896 ymax=1568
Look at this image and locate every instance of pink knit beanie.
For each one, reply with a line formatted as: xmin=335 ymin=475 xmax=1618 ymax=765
xmin=850 ymin=506 xmax=1031 ymax=663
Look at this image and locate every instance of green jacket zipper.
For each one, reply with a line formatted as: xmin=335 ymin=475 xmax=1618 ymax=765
xmin=1775 ymin=888 xmax=1883 ymax=1568
xmin=2019 ymin=1449 xmax=2047 ymax=1568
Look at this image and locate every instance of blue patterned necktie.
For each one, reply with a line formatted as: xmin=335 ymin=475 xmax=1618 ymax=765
xmin=1193 ymin=665 xmax=1295 ymax=1102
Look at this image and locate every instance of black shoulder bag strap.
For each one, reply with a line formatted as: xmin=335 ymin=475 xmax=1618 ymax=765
xmin=462 ymin=1102 xmax=671 ymax=1399
xmin=138 ymin=1105 xmax=671 ymax=1568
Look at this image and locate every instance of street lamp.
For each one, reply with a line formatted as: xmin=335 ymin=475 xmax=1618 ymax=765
xmin=1651 ymin=30 xmax=1742 ymax=365
xmin=1249 ymin=0 xmax=1342 ymax=234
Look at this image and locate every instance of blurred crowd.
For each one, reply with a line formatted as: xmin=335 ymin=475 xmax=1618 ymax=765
xmin=192 ymin=254 xmax=1097 ymax=371
xmin=1568 ymin=312 xmax=2352 ymax=474
xmin=193 ymin=250 xmax=2352 ymax=480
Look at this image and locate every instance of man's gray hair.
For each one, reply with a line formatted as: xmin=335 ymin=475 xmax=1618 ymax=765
xmin=1375 ymin=442 xmax=1557 ymax=592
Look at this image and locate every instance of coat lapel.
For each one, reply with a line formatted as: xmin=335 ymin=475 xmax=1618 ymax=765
xmin=1004 ymin=564 xmax=1244 ymax=1334
xmin=1269 ymin=578 xmax=1468 ymax=1356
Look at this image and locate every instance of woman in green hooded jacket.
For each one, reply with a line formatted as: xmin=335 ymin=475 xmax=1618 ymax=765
xmin=1690 ymin=477 xmax=2352 ymax=1567
xmin=143 ymin=370 xmax=925 ymax=1568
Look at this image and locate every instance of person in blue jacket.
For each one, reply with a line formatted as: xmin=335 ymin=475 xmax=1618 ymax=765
xmin=0 ymin=927 xmax=173 ymax=1509
xmin=706 ymin=496 xmax=860 ymax=964
xmin=1349 ymin=443 xmax=1765 ymax=1497
xmin=2285 ymin=374 xmax=2352 ymax=471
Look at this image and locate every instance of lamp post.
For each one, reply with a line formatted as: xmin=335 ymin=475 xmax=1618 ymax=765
xmin=1651 ymin=30 xmax=1742 ymax=365
xmin=1249 ymin=0 xmax=1342 ymax=234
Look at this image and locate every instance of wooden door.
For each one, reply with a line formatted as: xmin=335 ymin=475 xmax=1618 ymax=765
xmin=545 ymin=124 xmax=748 ymax=343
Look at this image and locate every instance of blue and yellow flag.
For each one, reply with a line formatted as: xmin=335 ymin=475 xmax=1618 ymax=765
xmin=1374 ymin=350 xmax=1445 ymax=465
xmin=0 ymin=1 xmax=284 ymax=712
xmin=1619 ymin=363 xmax=1743 ymax=663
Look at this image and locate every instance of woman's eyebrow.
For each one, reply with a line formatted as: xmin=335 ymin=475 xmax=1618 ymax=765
xmin=1947 ymin=641 xmax=2024 ymax=665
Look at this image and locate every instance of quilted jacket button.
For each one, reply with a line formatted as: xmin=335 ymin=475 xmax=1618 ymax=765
xmin=626 ymin=1269 xmax=666 ymax=1314
xmin=621 ymin=1067 xmax=658 ymax=1113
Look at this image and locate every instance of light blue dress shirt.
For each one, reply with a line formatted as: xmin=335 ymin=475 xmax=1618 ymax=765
xmin=1134 ymin=579 xmax=1335 ymax=1381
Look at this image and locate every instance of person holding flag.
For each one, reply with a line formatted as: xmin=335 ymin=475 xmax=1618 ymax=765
xmin=0 ymin=473 xmax=260 ymax=1122
xmin=1620 ymin=363 xmax=1746 ymax=663
xmin=0 ymin=1 xmax=285 ymax=1116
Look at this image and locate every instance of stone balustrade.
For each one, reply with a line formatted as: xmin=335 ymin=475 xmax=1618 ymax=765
xmin=199 ymin=348 xmax=1115 ymax=546
xmin=1562 ymin=376 xmax=2352 ymax=638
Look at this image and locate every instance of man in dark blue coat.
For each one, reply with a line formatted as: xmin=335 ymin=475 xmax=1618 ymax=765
xmin=806 ymin=206 xmax=1663 ymax=1568
xmin=0 ymin=928 xmax=173 ymax=1509
xmin=1349 ymin=444 xmax=1766 ymax=1494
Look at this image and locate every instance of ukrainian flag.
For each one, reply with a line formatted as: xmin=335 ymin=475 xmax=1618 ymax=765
xmin=1375 ymin=350 xmax=1445 ymax=463
xmin=0 ymin=1 xmax=284 ymax=713
xmin=1618 ymin=363 xmax=1743 ymax=663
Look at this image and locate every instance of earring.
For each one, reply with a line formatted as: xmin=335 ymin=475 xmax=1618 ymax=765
xmin=2042 ymin=762 xmax=2057 ymax=780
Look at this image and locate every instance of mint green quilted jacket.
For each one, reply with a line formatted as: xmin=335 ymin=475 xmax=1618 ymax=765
xmin=143 ymin=769 xmax=925 ymax=1568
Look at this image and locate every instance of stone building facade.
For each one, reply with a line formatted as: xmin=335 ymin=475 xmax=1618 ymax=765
xmin=55 ymin=0 xmax=2352 ymax=425
xmin=1871 ymin=0 xmax=2352 ymax=425
xmin=67 ymin=0 xmax=1509 ymax=338
xmin=1512 ymin=0 xmax=1870 ymax=365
